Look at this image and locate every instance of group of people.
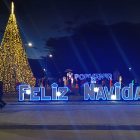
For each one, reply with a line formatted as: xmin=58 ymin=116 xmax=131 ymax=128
xmin=36 ymin=77 xmax=51 ymax=88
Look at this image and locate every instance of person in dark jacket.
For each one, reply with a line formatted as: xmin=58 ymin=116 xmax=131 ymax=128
xmin=0 ymin=81 xmax=6 ymax=108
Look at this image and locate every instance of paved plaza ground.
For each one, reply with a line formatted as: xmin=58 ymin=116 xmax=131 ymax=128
xmin=0 ymin=101 xmax=140 ymax=140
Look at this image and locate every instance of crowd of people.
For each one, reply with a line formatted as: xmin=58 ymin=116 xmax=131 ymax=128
xmin=35 ymin=72 xmax=113 ymax=92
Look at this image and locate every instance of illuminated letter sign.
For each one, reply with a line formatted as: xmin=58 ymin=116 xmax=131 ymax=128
xmin=19 ymin=83 xmax=68 ymax=101
xmin=84 ymin=83 xmax=140 ymax=101
xmin=19 ymin=82 xmax=140 ymax=101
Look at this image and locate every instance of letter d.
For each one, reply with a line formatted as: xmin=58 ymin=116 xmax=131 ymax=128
xmin=121 ymin=83 xmax=133 ymax=100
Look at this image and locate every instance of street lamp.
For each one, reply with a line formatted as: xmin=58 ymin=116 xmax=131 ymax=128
xmin=28 ymin=42 xmax=33 ymax=47
xmin=129 ymin=67 xmax=132 ymax=71
xmin=24 ymin=42 xmax=33 ymax=52
xmin=49 ymin=54 xmax=53 ymax=58
xmin=43 ymin=53 xmax=53 ymax=77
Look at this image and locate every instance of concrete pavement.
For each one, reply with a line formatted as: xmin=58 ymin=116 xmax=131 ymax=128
xmin=0 ymin=103 xmax=140 ymax=139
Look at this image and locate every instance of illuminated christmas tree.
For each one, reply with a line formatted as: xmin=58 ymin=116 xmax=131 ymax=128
xmin=0 ymin=2 xmax=36 ymax=93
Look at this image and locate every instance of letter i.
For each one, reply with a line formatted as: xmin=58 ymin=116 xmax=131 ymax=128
xmin=51 ymin=83 xmax=58 ymax=100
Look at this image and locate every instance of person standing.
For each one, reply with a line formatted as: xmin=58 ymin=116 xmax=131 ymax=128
xmin=0 ymin=80 xmax=6 ymax=108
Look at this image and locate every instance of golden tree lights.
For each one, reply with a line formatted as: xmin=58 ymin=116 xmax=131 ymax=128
xmin=0 ymin=2 xmax=36 ymax=93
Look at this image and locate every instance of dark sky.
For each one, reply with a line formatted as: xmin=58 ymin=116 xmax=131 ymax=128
xmin=0 ymin=0 xmax=140 ymax=79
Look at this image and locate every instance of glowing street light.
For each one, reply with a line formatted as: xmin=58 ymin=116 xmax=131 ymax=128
xmin=128 ymin=67 xmax=132 ymax=71
xmin=28 ymin=42 xmax=33 ymax=47
xmin=24 ymin=42 xmax=33 ymax=52
xmin=49 ymin=54 xmax=53 ymax=58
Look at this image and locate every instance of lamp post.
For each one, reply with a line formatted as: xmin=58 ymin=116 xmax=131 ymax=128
xmin=43 ymin=53 xmax=53 ymax=77
xmin=49 ymin=54 xmax=53 ymax=58
xmin=24 ymin=42 xmax=33 ymax=52
xmin=27 ymin=42 xmax=33 ymax=47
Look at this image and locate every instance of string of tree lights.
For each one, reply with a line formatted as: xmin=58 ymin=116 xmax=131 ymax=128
xmin=0 ymin=2 xmax=36 ymax=93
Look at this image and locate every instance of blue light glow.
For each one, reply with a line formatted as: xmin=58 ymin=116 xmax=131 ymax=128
xmin=121 ymin=83 xmax=133 ymax=100
xmin=18 ymin=82 xmax=140 ymax=101
xmin=30 ymin=87 xmax=40 ymax=101
xmin=19 ymin=85 xmax=30 ymax=101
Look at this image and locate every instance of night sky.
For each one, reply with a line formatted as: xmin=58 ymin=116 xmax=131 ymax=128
xmin=0 ymin=0 xmax=140 ymax=80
